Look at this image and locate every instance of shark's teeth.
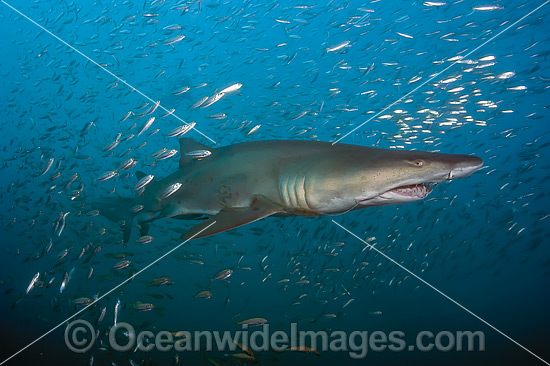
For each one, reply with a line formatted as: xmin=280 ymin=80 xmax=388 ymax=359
xmin=388 ymin=183 xmax=432 ymax=198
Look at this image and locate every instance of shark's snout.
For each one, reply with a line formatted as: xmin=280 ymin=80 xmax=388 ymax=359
xmin=448 ymin=155 xmax=484 ymax=179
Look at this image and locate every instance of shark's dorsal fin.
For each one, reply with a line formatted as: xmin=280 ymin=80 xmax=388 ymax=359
xmin=180 ymin=195 xmax=284 ymax=241
xmin=136 ymin=171 xmax=147 ymax=181
xmin=179 ymin=138 xmax=214 ymax=168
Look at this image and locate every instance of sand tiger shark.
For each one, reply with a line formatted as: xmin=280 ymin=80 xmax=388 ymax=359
xmin=93 ymin=138 xmax=483 ymax=242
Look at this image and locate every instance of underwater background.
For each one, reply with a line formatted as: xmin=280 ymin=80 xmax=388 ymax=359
xmin=1 ymin=0 xmax=549 ymax=365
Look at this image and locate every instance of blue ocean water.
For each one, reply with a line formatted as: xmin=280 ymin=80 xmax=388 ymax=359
xmin=0 ymin=0 xmax=549 ymax=365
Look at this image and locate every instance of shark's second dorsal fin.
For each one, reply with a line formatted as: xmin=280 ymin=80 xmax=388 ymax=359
xmin=135 ymin=171 xmax=147 ymax=181
xmin=179 ymin=138 xmax=214 ymax=168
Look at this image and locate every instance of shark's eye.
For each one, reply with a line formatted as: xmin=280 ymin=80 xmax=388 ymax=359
xmin=413 ymin=160 xmax=424 ymax=167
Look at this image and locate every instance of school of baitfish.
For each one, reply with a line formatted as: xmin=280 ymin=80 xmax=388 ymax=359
xmin=1 ymin=0 xmax=549 ymax=365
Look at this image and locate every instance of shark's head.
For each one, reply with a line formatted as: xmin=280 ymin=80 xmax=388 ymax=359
xmin=300 ymin=146 xmax=483 ymax=214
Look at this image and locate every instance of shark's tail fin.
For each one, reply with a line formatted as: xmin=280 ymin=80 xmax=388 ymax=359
xmin=91 ymin=196 xmax=136 ymax=242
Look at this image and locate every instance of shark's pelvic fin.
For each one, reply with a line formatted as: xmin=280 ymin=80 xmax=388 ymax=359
xmin=180 ymin=195 xmax=284 ymax=241
xmin=178 ymin=138 xmax=214 ymax=168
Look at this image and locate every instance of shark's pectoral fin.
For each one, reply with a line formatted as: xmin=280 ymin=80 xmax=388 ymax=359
xmin=180 ymin=196 xmax=284 ymax=241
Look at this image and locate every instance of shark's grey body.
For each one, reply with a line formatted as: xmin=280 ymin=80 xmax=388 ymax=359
xmin=95 ymin=138 xmax=483 ymax=241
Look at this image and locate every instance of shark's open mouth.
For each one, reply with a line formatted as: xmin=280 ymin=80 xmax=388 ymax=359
xmin=358 ymin=183 xmax=435 ymax=205
xmin=385 ymin=183 xmax=433 ymax=198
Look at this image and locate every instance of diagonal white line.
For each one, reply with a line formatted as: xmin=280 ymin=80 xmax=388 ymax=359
xmin=332 ymin=219 xmax=550 ymax=365
xmin=0 ymin=221 xmax=217 ymax=366
xmin=1 ymin=0 xmax=217 ymax=145
xmin=332 ymin=0 xmax=550 ymax=145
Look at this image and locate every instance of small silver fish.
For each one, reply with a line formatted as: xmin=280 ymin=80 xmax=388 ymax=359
xmin=201 ymin=93 xmax=224 ymax=108
xmin=65 ymin=172 xmax=79 ymax=189
xmin=118 ymin=158 xmax=137 ymax=170
xmin=26 ymin=272 xmax=40 ymax=294
xmin=219 ymin=83 xmax=243 ymax=94
xmin=138 ymin=235 xmax=154 ymax=244
xmin=96 ymin=171 xmax=118 ymax=182
xmin=134 ymin=174 xmax=154 ymax=190
xmin=156 ymin=149 xmax=178 ymax=160
xmin=185 ymin=150 xmax=212 ymax=158
xmin=172 ymin=86 xmax=190 ymax=95
xmin=247 ymin=124 xmax=261 ymax=136
xmin=60 ymin=267 xmax=75 ymax=294
xmin=104 ymin=139 xmax=120 ymax=152
xmin=161 ymin=108 xmax=176 ymax=117
xmin=473 ymin=5 xmax=503 ymax=10
xmin=137 ymin=117 xmax=155 ymax=137
xmin=207 ymin=113 xmax=226 ymax=119
xmin=113 ymin=260 xmax=131 ymax=269
xmin=166 ymin=122 xmax=196 ymax=137
xmin=160 ymin=183 xmax=182 ymax=199
xmin=114 ymin=298 xmax=121 ymax=326
xmin=147 ymin=100 xmax=161 ymax=115
xmin=98 ymin=306 xmax=106 ymax=324
xmin=191 ymin=96 xmax=209 ymax=108
xmin=150 ymin=147 xmax=168 ymax=158
xmin=163 ymin=34 xmax=185 ymax=45
xmin=39 ymin=158 xmax=54 ymax=176
xmin=57 ymin=212 xmax=70 ymax=237
xmin=163 ymin=24 xmax=182 ymax=31
xmin=213 ymin=269 xmax=233 ymax=280
xmin=121 ymin=111 xmax=133 ymax=121
xmin=131 ymin=204 xmax=144 ymax=213
xmin=326 ymin=40 xmax=350 ymax=53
